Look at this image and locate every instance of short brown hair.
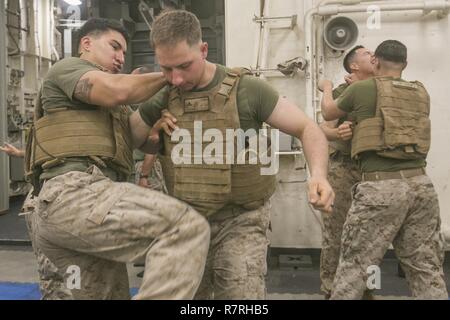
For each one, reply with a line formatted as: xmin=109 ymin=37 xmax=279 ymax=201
xmin=375 ymin=40 xmax=407 ymax=63
xmin=343 ymin=45 xmax=364 ymax=73
xmin=78 ymin=18 xmax=129 ymax=44
xmin=151 ymin=10 xmax=202 ymax=48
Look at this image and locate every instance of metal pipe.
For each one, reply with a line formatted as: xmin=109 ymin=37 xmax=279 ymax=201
xmin=50 ymin=0 xmax=59 ymax=62
xmin=33 ymin=0 xmax=41 ymax=73
xmin=6 ymin=9 xmax=20 ymax=16
xmin=0 ymin=0 xmax=10 ymax=212
xmin=33 ymin=0 xmax=42 ymax=78
xmin=304 ymin=0 xmax=450 ymax=122
xmin=254 ymin=15 xmax=295 ymax=21
xmin=19 ymin=0 xmax=27 ymax=54
xmin=317 ymin=0 xmax=377 ymax=8
xmin=255 ymin=0 xmax=269 ymax=76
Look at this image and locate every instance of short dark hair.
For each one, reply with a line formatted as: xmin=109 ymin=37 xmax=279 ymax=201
xmin=78 ymin=18 xmax=130 ymax=44
xmin=343 ymin=45 xmax=364 ymax=73
xmin=375 ymin=40 xmax=407 ymax=63
xmin=151 ymin=10 xmax=202 ymax=48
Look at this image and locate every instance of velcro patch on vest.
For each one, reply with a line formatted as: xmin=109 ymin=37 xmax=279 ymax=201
xmin=184 ymin=97 xmax=210 ymax=113
xmin=392 ymin=81 xmax=418 ymax=90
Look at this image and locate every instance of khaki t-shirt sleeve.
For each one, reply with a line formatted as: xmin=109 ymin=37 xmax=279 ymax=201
xmin=336 ymin=83 xmax=357 ymax=113
xmin=138 ymin=86 xmax=170 ymax=127
xmin=46 ymin=58 xmax=99 ymax=101
xmin=332 ymin=83 xmax=349 ymax=99
xmin=239 ymin=75 xmax=280 ymax=122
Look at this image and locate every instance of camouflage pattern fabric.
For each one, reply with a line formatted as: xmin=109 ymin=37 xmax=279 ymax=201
xmin=33 ymin=165 xmax=210 ymax=299
xmin=134 ymin=158 xmax=168 ymax=194
xmin=320 ymin=155 xmax=361 ymax=296
xmin=194 ymin=201 xmax=271 ymax=300
xmin=331 ymin=175 xmax=448 ymax=300
xmin=22 ymin=192 xmax=73 ymax=299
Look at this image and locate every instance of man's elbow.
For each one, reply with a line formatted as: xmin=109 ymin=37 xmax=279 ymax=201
xmin=113 ymin=89 xmax=131 ymax=106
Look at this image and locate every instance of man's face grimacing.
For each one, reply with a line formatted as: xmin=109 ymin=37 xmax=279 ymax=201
xmin=352 ymin=47 xmax=375 ymax=75
xmin=81 ymin=30 xmax=127 ymax=74
xmin=156 ymin=40 xmax=208 ymax=91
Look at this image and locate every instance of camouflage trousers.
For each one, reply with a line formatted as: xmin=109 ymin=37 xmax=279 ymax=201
xmin=22 ymin=192 xmax=72 ymax=299
xmin=320 ymin=156 xmax=361 ymax=296
xmin=331 ymin=174 xmax=448 ymax=300
xmin=134 ymin=158 xmax=168 ymax=194
xmin=194 ymin=201 xmax=271 ymax=300
xmin=33 ymin=165 xmax=210 ymax=299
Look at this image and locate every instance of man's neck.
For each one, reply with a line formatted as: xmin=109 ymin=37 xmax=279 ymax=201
xmin=354 ymin=71 xmax=373 ymax=81
xmin=196 ymin=61 xmax=216 ymax=89
xmin=378 ymin=68 xmax=402 ymax=78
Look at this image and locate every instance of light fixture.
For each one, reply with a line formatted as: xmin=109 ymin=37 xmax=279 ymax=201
xmin=64 ymin=0 xmax=82 ymax=5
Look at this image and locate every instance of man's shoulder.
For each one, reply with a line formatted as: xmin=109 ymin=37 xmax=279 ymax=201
xmin=238 ymin=70 xmax=269 ymax=89
xmin=345 ymin=78 xmax=376 ymax=94
xmin=336 ymin=83 xmax=349 ymax=90
xmin=144 ymin=85 xmax=171 ymax=105
xmin=333 ymin=83 xmax=349 ymax=98
xmin=47 ymin=57 xmax=96 ymax=77
xmin=51 ymin=57 xmax=86 ymax=69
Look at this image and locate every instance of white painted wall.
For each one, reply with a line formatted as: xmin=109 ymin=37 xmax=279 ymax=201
xmin=225 ymin=0 xmax=450 ymax=248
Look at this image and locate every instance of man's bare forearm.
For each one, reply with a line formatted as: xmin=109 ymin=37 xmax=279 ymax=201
xmin=299 ymin=123 xmax=329 ymax=179
xmin=75 ymin=72 xmax=167 ymax=107
xmin=141 ymin=154 xmax=157 ymax=176
xmin=119 ymin=73 xmax=167 ymax=105
xmin=319 ymin=121 xmax=339 ymax=141
xmin=321 ymin=85 xmax=338 ymax=121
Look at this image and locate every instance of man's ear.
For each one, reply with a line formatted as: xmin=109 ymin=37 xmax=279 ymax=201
xmin=350 ymin=62 xmax=359 ymax=72
xmin=402 ymin=61 xmax=408 ymax=71
xmin=79 ymin=36 xmax=92 ymax=54
xmin=200 ymin=42 xmax=208 ymax=60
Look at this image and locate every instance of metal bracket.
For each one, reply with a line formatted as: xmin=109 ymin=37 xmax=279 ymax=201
xmin=253 ymin=14 xmax=298 ymax=29
xmin=139 ymin=0 xmax=155 ymax=32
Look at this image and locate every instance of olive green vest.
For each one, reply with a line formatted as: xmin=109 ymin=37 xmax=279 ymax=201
xmin=351 ymin=77 xmax=431 ymax=160
xmin=25 ymin=102 xmax=134 ymax=191
xmin=159 ymin=68 xmax=277 ymax=217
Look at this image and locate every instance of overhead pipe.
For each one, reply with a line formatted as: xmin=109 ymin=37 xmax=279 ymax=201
xmin=0 ymin=0 xmax=10 ymax=212
xmin=33 ymin=0 xmax=42 ymax=74
xmin=304 ymin=0 xmax=450 ymax=122
xmin=50 ymin=0 xmax=60 ymax=62
xmin=254 ymin=0 xmax=270 ymax=78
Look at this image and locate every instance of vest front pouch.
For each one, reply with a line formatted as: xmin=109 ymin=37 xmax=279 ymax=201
xmin=161 ymin=68 xmax=277 ymax=217
xmin=31 ymin=107 xmax=133 ymax=181
xmin=379 ymin=107 xmax=431 ymax=159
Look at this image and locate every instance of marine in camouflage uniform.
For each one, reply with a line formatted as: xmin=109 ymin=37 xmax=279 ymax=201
xmin=319 ymin=46 xmax=376 ymax=298
xmin=143 ymin=10 xmax=333 ymax=299
xmin=319 ymin=83 xmax=362 ymax=298
xmin=321 ymin=40 xmax=448 ymax=299
xmin=320 ymin=146 xmax=361 ymax=297
xmin=1 ymin=143 xmax=71 ymax=299
xmin=27 ymin=18 xmax=210 ymax=300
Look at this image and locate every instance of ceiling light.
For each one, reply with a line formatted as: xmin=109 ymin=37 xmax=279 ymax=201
xmin=64 ymin=0 xmax=82 ymax=5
